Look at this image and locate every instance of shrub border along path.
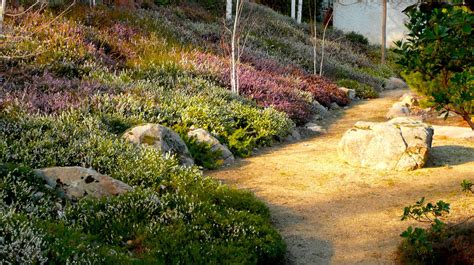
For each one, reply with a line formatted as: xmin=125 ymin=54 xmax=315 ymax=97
xmin=208 ymin=89 xmax=474 ymax=264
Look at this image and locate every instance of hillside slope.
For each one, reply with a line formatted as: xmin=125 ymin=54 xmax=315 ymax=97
xmin=0 ymin=2 xmax=398 ymax=263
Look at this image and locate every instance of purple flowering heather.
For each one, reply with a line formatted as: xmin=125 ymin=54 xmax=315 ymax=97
xmin=0 ymin=72 xmax=115 ymax=114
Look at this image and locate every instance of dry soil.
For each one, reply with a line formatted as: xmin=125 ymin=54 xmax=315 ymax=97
xmin=207 ymin=89 xmax=474 ymax=265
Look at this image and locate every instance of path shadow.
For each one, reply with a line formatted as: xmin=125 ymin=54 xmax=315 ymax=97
xmin=261 ymin=176 xmax=470 ymax=264
xmin=427 ymin=145 xmax=474 ymax=167
xmin=265 ymin=202 xmax=334 ymax=265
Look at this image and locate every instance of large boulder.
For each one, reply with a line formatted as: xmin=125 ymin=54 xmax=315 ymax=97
xmin=123 ymin=124 xmax=194 ymax=166
xmin=187 ymin=128 xmax=235 ymax=166
xmin=34 ymin=167 xmax=132 ymax=201
xmin=385 ymin=77 xmax=408 ymax=90
xmin=338 ymin=118 xmax=434 ymax=171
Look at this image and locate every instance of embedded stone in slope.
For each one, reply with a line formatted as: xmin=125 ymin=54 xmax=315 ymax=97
xmin=338 ymin=117 xmax=434 ymax=171
xmin=188 ymin=128 xmax=235 ymax=166
xmin=338 ymin=87 xmax=356 ymax=101
xmin=123 ymin=123 xmax=194 ymax=166
xmin=34 ymin=167 xmax=132 ymax=201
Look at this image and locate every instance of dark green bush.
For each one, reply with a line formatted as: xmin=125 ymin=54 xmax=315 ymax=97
xmin=395 ymin=5 xmax=474 ymax=129
xmin=344 ymin=31 xmax=369 ymax=48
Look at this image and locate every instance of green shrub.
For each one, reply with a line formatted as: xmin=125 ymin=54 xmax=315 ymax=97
xmin=337 ymin=79 xmax=378 ymax=99
xmin=87 ymin=75 xmax=293 ymax=157
xmin=0 ymin=113 xmax=287 ymax=263
xmin=395 ymin=5 xmax=474 ymax=129
xmin=344 ymin=31 xmax=369 ymax=48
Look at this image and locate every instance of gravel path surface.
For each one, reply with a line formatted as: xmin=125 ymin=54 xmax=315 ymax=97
xmin=208 ymin=89 xmax=474 ymax=265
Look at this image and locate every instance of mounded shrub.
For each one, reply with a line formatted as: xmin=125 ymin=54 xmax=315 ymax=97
xmin=0 ymin=110 xmax=286 ymax=263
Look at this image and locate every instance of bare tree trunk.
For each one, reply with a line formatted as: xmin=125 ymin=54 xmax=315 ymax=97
xmin=226 ymin=0 xmax=232 ymax=21
xmin=319 ymin=11 xmax=332 ymax=76
xmin=313 ymin=0 xmax=317 ymax=75
xmin=381 ymin=0 xmax=387 ymax=64
xmin=0 ymin=0 xmax=6 ymax=35
xmin=230 ymin=0 xmax=241 ymax=94
xmin=297 ymin=0 xmax=303 ymax=24
xmin=291 ymin=0 xmax=296 ymax=20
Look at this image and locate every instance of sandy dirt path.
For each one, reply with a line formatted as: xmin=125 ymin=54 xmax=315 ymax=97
xmin=208 ymin=90 xmax=474 ymax=265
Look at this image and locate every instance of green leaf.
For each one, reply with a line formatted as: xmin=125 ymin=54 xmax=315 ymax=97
xmin=462 ymin=24 xmax=472 ymax=34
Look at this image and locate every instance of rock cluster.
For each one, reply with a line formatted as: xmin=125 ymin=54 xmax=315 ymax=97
xmin=123 ymin=124 xmax=235 ymax=167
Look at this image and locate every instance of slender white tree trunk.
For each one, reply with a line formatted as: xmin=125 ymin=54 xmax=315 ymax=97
xmin=0 ymin=0 xmax=6 ymax=35
xmin=226 ymin=0 xmax=232 ymax=21
xmin=230 ymin=0 xmax=240 ymax=94
xmin=291 ymin=0 xmax=296 ymax=20
xmin=319 ymin=11 xmax=332 ymax=76
xmin=381 ymin=0 xmax=387 ymax=64
xmin=297 ymin=0 xmax=303 ymax=24
xmin=313 ymin=0 xmax=317 ymax=75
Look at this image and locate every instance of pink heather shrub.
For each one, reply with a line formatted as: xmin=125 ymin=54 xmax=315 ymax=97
xmin=0 ymin=72 xmax=114 ymax=114
xmin=242 ymin=53 xmax=350 ymax=107
xmin=190 ymin=52 xmax=349 ymax=124
xmin=300 ymin=75 xmax=350 ymax=107
xmin=241 ymin=53 xmax=300 ymax=76
xmin=191 ymin=52 xmax=312 ymax=124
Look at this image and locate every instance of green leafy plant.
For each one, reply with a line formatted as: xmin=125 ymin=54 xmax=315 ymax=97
xmin=227 ymin=128 xmax=256 ymax=158
xmin=461 ymin=179 xmax=473 ymax=194
xmin=395 ymin=5 xmax=474 ymax=129
xmin=399 ymin=181 xmax=474 ymax=264
xmin=400 ymin=197 xmax=450 ymax=261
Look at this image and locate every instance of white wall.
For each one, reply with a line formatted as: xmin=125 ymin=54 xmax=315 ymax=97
xmin=333 ymin=0 xmax=417 ymax=47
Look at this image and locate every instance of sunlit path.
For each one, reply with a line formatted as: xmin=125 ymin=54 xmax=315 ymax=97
xmin=208 ymin=89 xmax=474 ymax=265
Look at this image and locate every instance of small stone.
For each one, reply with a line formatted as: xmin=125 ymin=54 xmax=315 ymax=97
xmin=188 ymin=128 xmax=235 ymax=166
xmin=385 ymin=77 xmax=408 ymax=90
xmin=399 ymin=93 xmax=418 ymax=107
xmin=386 ymin=102 xmax=410 ymax=119
xmin=311 ymin=101 xmax=328 ymax=116
xmin=330 ymin=102 xmax=340 ymax=110
xmin=304 ymin=123 xmax=327 ymax=134
xmin=338 ymin=87 xmax=356 ymax=101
